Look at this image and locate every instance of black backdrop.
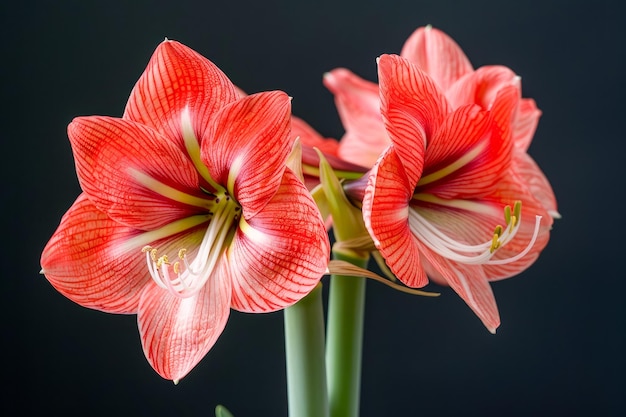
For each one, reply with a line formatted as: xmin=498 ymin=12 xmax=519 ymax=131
xmin=3 ymin=0 xmax=624 ymax=416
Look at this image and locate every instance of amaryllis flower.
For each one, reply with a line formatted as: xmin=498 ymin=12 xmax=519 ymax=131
xmin=362 ymin=54 xmax=555 ymax=332
xmin=40 ymin=40 xmax=330 ymax=381
xmin=325 ymin=25 xmax=558 ymax=220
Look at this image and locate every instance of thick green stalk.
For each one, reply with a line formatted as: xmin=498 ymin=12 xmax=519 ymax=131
xmin=284 ymin=283 xmax=329 ymax=417
xmin=326 ymin=252 xmax=369 ymax=417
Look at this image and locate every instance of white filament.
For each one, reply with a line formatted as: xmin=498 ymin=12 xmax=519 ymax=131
xmin=143 ymin=197 xmax=239 ymax=298
xmin=408 ymin=204 xmax=542 ymax=266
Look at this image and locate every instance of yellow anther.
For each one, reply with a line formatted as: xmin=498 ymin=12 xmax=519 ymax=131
xmin=504 ymin=205 xmax=512 ymax=225
xmin=509 ymin=216 xmax=517 ymax=232
xmin=156 ymin=255 xmax=169 ymax=269
xmin=141 ymin=245 xmax=152 ymax=253
xmin=150 ymin=248 xmax=158 ymax=262
xmin=490 ymin=234 xmax=501 ymax=253
xmin=178 ymin=248 xmax=187 ymax=259
xmin=513 ymin=201 xmax=522 ymax=226
xmin=493 ymin=225 xmax=503 ymax=237
xmin=173 ymin=261 xmax=180 ymax=274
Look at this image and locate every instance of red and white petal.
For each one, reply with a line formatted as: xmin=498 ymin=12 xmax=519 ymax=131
xmin=229 ymin=169 xmax=330 ymax=312
xmin=513 ymin=98 xmax=542 ymax=151
xmin=40 ymin=194 xmax=150 ymax=314
xmin=378 ymin=54 xmax=449 ymax=187
xmin=363 ymin=148 xmax=428 ymax=288
xmin=137 ymin=265 xmax=231 ymax=381
xmin=123 ymin=40 xmax=238 ymax=150
xmin=421 ymin=104 xmax=510 ymax=199
xmin=446 ymin=65 xmax=519 ymax=110
xmin=323 ymin=68 xmax=390 ymax=167
xmin=400 ymin=26 xmax=474 ymax=92
xmin=512 ymin=151 xmax=559 ymax=217
xmin=201 ymin=91 xmax=292 ymax=218
xmin=68 ymin=116 xmax=205 ymax=230
xmin=421 ymin=249 xmax=500 ymax=333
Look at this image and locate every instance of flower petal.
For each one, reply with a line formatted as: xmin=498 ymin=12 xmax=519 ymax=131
xmin=138 ymin=266 xmax=231 ymax=381
xmin=123 ymin=40 xmax=238 ymax=150
xmin=511 ymin=151 xmax=559 ymax=217
xmin=363 ymin=147 xmax=428 ymax=288
xmin=378 ymin=54 xmax=449 ymax=187
xmin=68 ymin=116 xmax=205 ymax=230
xmin=400 ymin=26 xmax=474 ymax=91
xmin=201 ymin=91 xmax=292 ymax=218
xmin=419 ymin=104 xmax=510 ymax=199
xmin=446 ymin=65 xmax=519 ymax=111
xmin=40 ymin=194 xmax=149 ymax=313
xmin=229 ymin=169 xmax=330 ymax=312
xmin=513 ymin=98 xmax=542 ymax=151
xmin=323 ymin=68 xmax=390 ymax=167
xmin=421 ymin=249 xmax=500 ymax=333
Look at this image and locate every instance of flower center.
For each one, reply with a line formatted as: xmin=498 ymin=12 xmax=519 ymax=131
xmin=408 ymin=198 xmax=542 ymax=266
xmin=142 ymin=193 xmax=241 ymax=298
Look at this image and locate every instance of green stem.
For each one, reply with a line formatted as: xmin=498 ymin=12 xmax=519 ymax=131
xmin=284 ymin=283 xmax=329 ymax=417
xmin=326 ymin=252 xmax=369 ymax=417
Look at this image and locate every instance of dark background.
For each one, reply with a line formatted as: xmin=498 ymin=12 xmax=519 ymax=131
xmin=3 ymin=0 xmax=624 ymax=416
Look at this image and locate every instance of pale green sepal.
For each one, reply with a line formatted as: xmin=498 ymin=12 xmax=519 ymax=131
xmin=316 ymin=149 xmax=368 ymax=256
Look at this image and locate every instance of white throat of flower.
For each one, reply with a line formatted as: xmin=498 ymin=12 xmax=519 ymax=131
xmin=142 ymin=194 xmax=240 ymax=298
xmin=137 ymin=106 xmax=242 ymax=298
xmin=408 ymin=199 xmax=542 ymax=266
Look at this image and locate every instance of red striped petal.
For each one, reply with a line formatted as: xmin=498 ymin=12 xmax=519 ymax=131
xmin=513 ymin=98 xmax=542 ymax=151
xmin=421 ymin=104 xmax=510 ymax=199
xmin=228 ymin=169 xmax=330 ymax=312
xmin=378 ymin=54 xmax=449 ymax=187
xmin=40 ymin=194 xmax=149 ymax=314
xmin=323 ymin=68 xmax=389 ymax=167
xmin=511 ymin=151 xmax=559 ymax=217
xmin=421 ymin=248 xmax=500 ymax=333
xmin=446 ymin=65 xmax=519 ymax=111
xmin=68 ymin=116 xmax=204 ymax=230
xmin=400 ymin=26 xmax=474 ymax=91
xmin=201 ymin=91 xmax=292 ymax=218
xmin=363 ymin=147 xmax=428 ymax=288
xmin=123 ymin=40 xmax=238 ymax=151
xmin=138 ymin=266 xmax=231 ymax=381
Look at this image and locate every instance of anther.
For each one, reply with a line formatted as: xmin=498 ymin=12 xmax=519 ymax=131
xmin=513 ymin=201 xmax=522 ymax=226
xmin=504 ymin=205 xmax=512 ymax=224
xmin=178 ymin=248 xmax=187 ymax=259
xmin=490 ymin=234 xmax=501 ymax=253
xmin=156 ymin=255 xmax=169 ymax=269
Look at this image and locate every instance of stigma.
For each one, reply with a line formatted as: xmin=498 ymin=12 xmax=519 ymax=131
xmin=141 ymin=194 xmax=241 ymax=298
xmin=408 ymin=200 xmax=542 ymax=266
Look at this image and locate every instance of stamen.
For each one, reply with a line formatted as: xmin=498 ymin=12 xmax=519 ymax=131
xmin=141 ymin=193 xmax=240 ymax=298
xmin=408 ymin=200 xmax=541 ymax=267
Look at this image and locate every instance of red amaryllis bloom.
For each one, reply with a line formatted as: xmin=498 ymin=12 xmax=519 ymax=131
xmin=40 ymin=40 xmax=330 ymax=381
xmin=362 ymin=54 xmax=555 ymax=332
xmin=325 ymin=26 xmax=558 ymax=219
